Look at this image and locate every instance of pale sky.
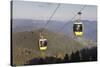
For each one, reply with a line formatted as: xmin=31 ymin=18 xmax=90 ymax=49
xmin=12 ymin=1 xmax=97 ymax=21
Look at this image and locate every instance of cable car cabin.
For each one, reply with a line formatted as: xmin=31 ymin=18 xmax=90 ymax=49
xmin=73 ymin=22 xmax=83 ymax=37
xmin=39 ymin=38 xmax=47 ymax=51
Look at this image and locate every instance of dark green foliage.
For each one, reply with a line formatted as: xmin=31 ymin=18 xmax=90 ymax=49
xmin=25 ymin=47 xmax=97 ymax=65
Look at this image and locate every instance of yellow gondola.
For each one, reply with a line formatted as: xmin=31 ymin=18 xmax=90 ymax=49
xmin=73 ymin=22 xmax=83 ymax=37
xmin=39 ymin=35 xmax=47 ymax=51
xmin=73 ymin=11 xmax=84 ymax=37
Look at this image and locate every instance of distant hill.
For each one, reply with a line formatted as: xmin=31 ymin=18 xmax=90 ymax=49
xmin=12 ymin=19 xmax=97 ymax=42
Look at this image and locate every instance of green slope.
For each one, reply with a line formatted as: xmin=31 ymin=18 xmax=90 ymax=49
xmin=12 ymin=29 xmax=95 ymax=65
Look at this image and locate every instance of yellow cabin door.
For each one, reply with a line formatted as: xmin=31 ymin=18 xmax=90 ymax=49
xmin=74 ymin=32 xmax=83 ymax=37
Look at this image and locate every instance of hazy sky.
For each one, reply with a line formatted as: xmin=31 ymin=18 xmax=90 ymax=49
xmin=12 ymin=1 xmax=97 ymax=21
